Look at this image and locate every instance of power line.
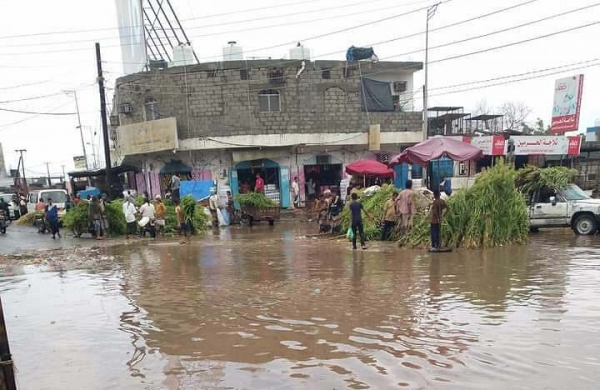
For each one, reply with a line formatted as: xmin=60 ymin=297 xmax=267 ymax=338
xmin=0 ymin=91 xmax=64 ymax=104
xmin=0 ymin=0 xmax=324 ymax=40
xmin=0 ymin=79 xmax=51 ymax=90
xmin=0 ymin=107 xmax=76 ymax=115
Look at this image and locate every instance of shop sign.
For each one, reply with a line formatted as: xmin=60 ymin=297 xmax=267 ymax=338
xmin=469 ymin=135 xmax=505 ymax=156
xmin=551 ymin=74 xmax=584 ymax=134
xmin=73 ymin=155 xmax=86 ymax=170
xmin=511 ymin=136 xmax=567 ymax=155
xmin=567 ymin=136 xmax=582 ymax=156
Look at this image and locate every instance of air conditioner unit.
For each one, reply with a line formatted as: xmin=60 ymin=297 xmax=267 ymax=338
xmin=109 ymin=115 xmax=120 ymax=126
xmin=119 ymin=103 xmax=132 ymax=114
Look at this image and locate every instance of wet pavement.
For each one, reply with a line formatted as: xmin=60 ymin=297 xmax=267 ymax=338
xmin=2 ymin=225 xmax=600 ymax=389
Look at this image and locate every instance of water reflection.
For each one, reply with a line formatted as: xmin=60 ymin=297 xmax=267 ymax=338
xmin=2 ymin=228 xmax=599 ymax=389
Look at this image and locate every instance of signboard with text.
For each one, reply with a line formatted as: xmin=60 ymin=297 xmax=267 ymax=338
xmin=551 ymin=74 xmax=584 ymax=134
xmin=73 ymin=155 xmax=86 ymax=170
xmin=116 ymin=117 xmax=179 ymax=156
xmin=469 ymin=135 xmax=505 ymax=156
xmin=450 ymin=135 xmax=581 ymax=157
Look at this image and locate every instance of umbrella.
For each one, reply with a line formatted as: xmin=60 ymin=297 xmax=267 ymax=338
xmin=345 ymin=160 xmax=394 ymax=177
xmin=389 ymin=137 xmax=483 ymax=167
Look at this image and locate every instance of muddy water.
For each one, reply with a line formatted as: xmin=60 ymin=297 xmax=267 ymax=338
xmin=2 ymin=227 xmax=600 ymax=389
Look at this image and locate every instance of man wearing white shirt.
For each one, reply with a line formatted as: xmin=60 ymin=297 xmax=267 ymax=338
xmin=292 ymin=177 xmax=300 ymax=208
xmin=122 ymin=197 xmax=137 ymax=239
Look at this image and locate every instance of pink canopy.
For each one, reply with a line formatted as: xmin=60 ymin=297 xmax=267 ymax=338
xmin=345 ymin=160 xmax=394 ymax=178
xmin=390 ymin=137 xmax=484 ymax=167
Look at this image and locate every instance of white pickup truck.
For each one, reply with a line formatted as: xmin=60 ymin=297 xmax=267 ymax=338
xmin=529 ymin=184 xmax=600 ymax=235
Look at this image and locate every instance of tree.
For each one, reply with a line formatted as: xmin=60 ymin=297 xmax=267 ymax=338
xmin=522 ymin=118 xmax=551 ymax=135
xmin=499 ymin=101 xmax=532 ymax=132
xmin=473 ymin=99 xmax=493 ymax=116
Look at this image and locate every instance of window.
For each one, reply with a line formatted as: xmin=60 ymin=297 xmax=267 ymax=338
xmin=240 ymin=69 xmax=249 ymax=80
xmin=393 ymin=81 xmax=408 ymax=93
xmin=321 ymin=69 xmax=331 ymax=79
xmin=258 ymin=90 xmax=280 ymax=113
xmin=145 ymin=99 xmax=159 ymax=121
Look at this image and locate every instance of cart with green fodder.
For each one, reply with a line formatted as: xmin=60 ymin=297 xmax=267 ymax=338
xmin=236 ymin=193 xmax=280 ymax=226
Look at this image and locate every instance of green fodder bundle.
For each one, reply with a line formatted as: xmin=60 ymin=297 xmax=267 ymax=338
xmin=236 ymin=193 xmax=277 ymax=208
xmin=181 ymin=195 xmax=208 ymax=234
xmin=62 ymin=200 xmax=126 ymax=236
xmin=515 ymin=165 xmax=577 ymax=195
xmin=16 ymin=212 xmax=36 ymax=226
xmin=400 ymin=162 xmax=529 ymax=249
xmin=340 ymin=184 xmax=396 ymax=241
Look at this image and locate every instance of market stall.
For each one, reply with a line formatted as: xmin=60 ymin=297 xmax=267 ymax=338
xmin=345 ymin=160 xmax=394 ymax=187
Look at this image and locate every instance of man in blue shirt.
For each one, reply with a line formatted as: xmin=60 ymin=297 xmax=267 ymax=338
xmin=348 ymin=192 xmax=374 ymax=250
xmin=46 ymin=198 xmax=61 ymax=240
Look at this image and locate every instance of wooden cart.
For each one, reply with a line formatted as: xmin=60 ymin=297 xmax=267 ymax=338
xmin=240 ymin=205 xmax=280 ymax=226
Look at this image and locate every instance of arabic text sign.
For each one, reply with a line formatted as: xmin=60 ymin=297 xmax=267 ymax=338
xmin=511 ymin=136 xmax=568 ymax=155
xmin=567 ymin=136 xmax=582 ymax=156
xmin=116 ymin=117 xmax=179 ymax=156
xmin=551 ymin=74 xmax=584 ymax=134
xmin=469 ymin=135 xmax=505 ymax=156
xmin=73 ymin=156 xmax=86 ymax=170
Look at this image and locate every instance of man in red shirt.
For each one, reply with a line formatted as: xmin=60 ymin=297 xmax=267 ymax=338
xmin=254 ymin=173 xmax=265 ymax=193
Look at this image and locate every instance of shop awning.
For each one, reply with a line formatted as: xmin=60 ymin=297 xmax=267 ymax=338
xmin=160 ymin=160 xmax=192 ymax=174
xmin=345 ymin=160 xmax=394 ymax=178
xmin=390 ymin=137 xmax=484 ymax=167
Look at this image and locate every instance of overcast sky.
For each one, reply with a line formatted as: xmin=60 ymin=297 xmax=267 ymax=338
xmin=0 ymin=0 xmax=598 ymax=177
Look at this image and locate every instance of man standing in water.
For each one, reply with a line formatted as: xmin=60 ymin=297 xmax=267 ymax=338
xmin=380 ymin=191 xmax=398 ymax=241
xmin=430 ymin=189 xmax=446 ymax=251
xmin=397 ymin=180 xmax=416 ymax=233
xmin=348 ymin=192 xmax=374 ymax=250
xmin=46 ymin=198 xmax=61 ymax=239
xmin=171 ymin=173 xmax=181 ymax=203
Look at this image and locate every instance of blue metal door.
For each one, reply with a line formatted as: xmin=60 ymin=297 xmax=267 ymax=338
xmin=279 ymin=166 xmax=290 ymax=208
xmin=229 ymin=169 xmax=240 ymax=210
xmin=430 ymin=158 xmax=454 ymax=190
xmin=393 ymin=164 xmax=409 ymax=189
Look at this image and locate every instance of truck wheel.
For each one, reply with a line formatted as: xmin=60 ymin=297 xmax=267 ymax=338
xmin=574 ymin=214 xmax=597 ymax=235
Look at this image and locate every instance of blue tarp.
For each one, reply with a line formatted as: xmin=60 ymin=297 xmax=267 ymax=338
xmin=346 ymin=46 xmax=376 ymax=62
xmin=77 ymin=188 xmax=101 ymax=199
xmin=180 ymin=180 xmax=214 ymax=201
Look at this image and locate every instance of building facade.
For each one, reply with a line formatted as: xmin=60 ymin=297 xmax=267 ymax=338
xmin=110 ymin=59 xmax=423 ymax=206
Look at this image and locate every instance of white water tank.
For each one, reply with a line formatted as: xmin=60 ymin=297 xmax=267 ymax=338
xmin=290 ymin=43 xmax=310 ymax=60
xmin=223 ymin=41 xmax=244 ymax=61
xmin=172 ymin=44 xmax=195 ymax=66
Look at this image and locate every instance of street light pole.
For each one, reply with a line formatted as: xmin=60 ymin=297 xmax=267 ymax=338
xmin=423 ymin=3 xmax=440 ymax=141
xmin=63 ymin=90 xmax=89 ymax=170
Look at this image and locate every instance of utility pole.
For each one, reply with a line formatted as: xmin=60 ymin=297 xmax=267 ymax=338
xmin=96 ymin=42 xmax=113 ymax=197
xmin=45 ymin=162 xmax=51 ymax=187
xmin=423 ymin=3 xmax=440 ymax=141
xmin=15 ymin=149 xmax=27 ymax=193
xmin=61 ymin=165 xmax=66 ymax=183
xmin=63 ymin=90 xmax=89 ymax=170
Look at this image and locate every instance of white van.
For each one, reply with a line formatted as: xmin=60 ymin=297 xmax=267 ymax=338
xmin=27 ymin=189 xmax=69 ymax=216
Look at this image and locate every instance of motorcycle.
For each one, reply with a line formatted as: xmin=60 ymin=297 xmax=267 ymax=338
xmin=0 ymin=210 xmax=8 ymax=234
xmin=34 ymin=213 xmax=48 ymax=234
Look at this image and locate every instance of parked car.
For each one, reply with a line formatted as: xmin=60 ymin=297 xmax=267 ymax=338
xmin=27 ymin=189 xmax=69 ymax=218
xmin=0 ymin=193 xmax=18 ymax=220
xmin=529 ymin=184 xmax=600 ymax=235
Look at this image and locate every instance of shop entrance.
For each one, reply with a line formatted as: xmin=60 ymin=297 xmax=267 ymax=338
xmin=304 ymin=163 xmax=343 ymax=197
xmin=233 ymin=159 xmax=288 ymax=207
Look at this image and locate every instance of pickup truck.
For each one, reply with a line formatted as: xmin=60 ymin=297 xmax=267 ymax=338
xmin=529 ymin=184 xmax=600 ymax=235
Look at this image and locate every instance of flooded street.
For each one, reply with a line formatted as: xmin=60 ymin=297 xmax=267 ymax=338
xmin=2 ymin=227 xmax=600 ymax=389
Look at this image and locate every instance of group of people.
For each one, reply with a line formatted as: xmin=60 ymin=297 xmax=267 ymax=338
xmin=380 ymin=180 xmax=447 ymax=249
xmin=315 ymin=189 xmax=345 ymax=234
xmin=121 ymin=195 xmax=189 ymax=240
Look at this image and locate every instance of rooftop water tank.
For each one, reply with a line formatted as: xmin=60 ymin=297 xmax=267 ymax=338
xmin=290 ymin=42 xmax=310 ymax=60
xmin=223 ymin=41 xmax=244 ymax=61
xmin=172 ymin=44 xmax=195 ymax=66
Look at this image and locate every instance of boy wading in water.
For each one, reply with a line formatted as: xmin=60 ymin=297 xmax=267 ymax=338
xmin=348 ymin=192 xmax=374 ymax=250
xmin=430 ymin=189 xmax=447 ymax=251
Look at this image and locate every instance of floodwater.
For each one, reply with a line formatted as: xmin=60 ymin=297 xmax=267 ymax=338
xmin=2 ymin=227 xmax=600 ymax=390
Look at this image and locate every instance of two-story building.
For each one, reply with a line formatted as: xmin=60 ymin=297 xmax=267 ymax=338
xmin=110 ymin=56 xmax=423 ymax=206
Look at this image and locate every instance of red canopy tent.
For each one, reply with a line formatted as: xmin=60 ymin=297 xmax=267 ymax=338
xmin=345 ymin=160 xmax=394 ymax=187
xmin=389 ymin=137 xmax=483 ymax=167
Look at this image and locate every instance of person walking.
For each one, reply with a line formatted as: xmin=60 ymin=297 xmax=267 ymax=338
xmin=122 ymin=196 xmax=137 ymax=239
xmin=430 ymin=189 xmax=447 ymax=251
xmin=328 ymin=190 xmax=344 ymax=234
xmin=291 ymin=177 xmax=300 ymax=209
xmin=209 ymin=190 xmax=219 ymax=228
xmin=348 ymin=192 xmax=374 ymax=250
xmin=397 ymin=180 xmax=416 ymax=233
xmin=46 ymin=198 xmax=61 ymax=239
xmin=88 ymin=196 xmax=103 ymax=240
xmin=171 ymin=173 xmax=181 ymax=203
xmin=139 ymin=198 xmax=156 ymax=237
xmin=254 ymin=173 xmax=265 ymax=193
xmin=175 ymin=200 xmax=190 ymax=243
xmin=381 ymin=191 xmax=398 ymax=241
xmin=100 ymin=193 xmax=110 ymax=238
xmin=306 ymin=178 xmax=316 ymax=201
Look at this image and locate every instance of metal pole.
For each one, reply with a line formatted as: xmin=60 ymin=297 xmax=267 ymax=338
xmin=45 ymin=162 xmax=51 ymax=187
xmin=61 ymin=165 xmax=66 ymax=182
xmin=0 ymin=297 xmax=17 ymax=390
xmin=73 ymin=91 xmax=89 ymax=170
xmin=423 ymin=3 xmax=440 ymax=141
xmin=96 ymin=43 xmax=113 ymax=197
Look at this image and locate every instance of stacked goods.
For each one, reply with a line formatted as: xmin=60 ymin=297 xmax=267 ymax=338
xmin=400 ymin=162 xmax=530 ymax=249
xmin=236 ymin=193 xmax=277 ymax=208
xmin=515 ymin=165 xmax=577 ymax=194
xmin=181 ymin=195 xmax=208 ymax=233
xmin=340 ymin=184 xmax=396 ymax=241
xmin=62 ymin=200 xmax=126 ymax=236
xmin=264 ymin=184 xmax=281 ymax=205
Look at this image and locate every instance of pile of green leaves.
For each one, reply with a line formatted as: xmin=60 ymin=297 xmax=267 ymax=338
xmin=400 ymin=162 xmax=530 ymax=249
xmin=236 ymin=193 xmax=277 ymax=208
xmin=180 ymin=195 xmax=208 ymax=233
xmin=515 ymin=165 xmax=577 ymax=195
xmin=340 ymin=184 xmax=396 ymax=241
xmin=62 ymin=200 xmax=126 ymax=236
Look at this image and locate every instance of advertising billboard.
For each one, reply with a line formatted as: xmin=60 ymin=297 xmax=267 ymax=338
xmin=73 ymin=156 xmax=87 ymax=170
xmin=115 ymin=0 xmax=147 ymax=75
xmin=551 ymin=74 xmax=584 ymax=134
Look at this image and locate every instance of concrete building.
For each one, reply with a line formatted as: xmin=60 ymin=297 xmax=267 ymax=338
xmin=110 ymin=58 xmax=423 ymax=207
